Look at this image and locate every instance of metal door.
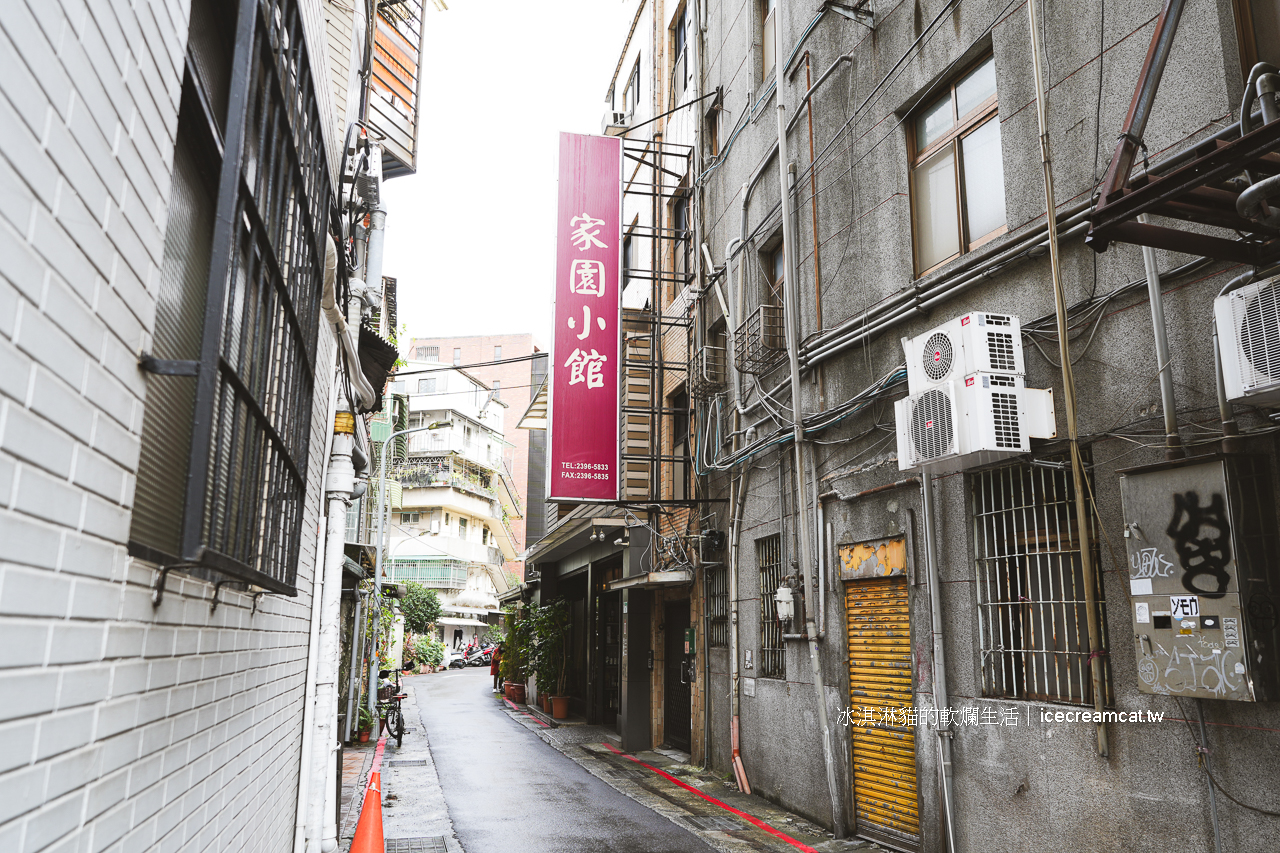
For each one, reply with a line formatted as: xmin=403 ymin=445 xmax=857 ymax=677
xmin=663 ymin=600 xmax=692 ymax=751
xmin=846 ymin=575 xmax=920 ymax=848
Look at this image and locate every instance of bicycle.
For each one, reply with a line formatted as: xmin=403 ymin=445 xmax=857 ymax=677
xmin=377 ymin=668 xmax=407 ymax=747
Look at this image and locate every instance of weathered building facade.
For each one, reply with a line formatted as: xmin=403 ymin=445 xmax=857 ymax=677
xmin=556 ymin=0 xmax=1280 ymax=851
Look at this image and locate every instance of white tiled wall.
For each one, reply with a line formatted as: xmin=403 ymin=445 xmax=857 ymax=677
xmin=0 ymin=2 xmax=334 ymax=851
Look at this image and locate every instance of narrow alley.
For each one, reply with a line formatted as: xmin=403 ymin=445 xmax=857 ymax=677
xmin=340 ymin=668 xmax=876 ymax=853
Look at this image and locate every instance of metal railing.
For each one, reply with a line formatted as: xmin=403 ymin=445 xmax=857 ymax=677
xmin=689 ymin=345 xmax=727 ymax=399
xmin=734 ymin=304 xmax=786 ymax=375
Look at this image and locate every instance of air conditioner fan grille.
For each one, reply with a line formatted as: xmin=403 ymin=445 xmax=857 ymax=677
xmin=911 ymin=389 xmax=954 ymax=461
xmin=1241 ymin=282 xmax=1280 ymax=383
xmin=922 ymin=333 xmax=954 ymax=381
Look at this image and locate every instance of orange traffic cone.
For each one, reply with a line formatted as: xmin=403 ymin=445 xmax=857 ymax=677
xmin=350 ymin=770 xmax=383 ymax=852
xmin=351 ymin=738 xmax=387 ymax=853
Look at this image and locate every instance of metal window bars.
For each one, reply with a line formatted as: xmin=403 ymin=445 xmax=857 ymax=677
xmin=130 ymin=0 xmax=331 ymax=597
xmin=734 ymin=304 xmax=786 ymax=375
xmin=707 ymin=563 xmax=729 ymax=647
xmin=757 ymin=534 xmax=786 ymax=679
xmin=971 ymin=462 xmax=1112 ymax=706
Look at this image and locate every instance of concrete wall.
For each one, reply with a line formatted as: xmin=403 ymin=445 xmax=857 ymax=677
xmin=698 ymin=0 xmax=1280 ymax=850
xmin=0 ymin=1 xmax=337 ymax=851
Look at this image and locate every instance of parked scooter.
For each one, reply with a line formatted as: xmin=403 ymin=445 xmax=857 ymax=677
xmin=464 ymin=643 xmax=494 ymax=667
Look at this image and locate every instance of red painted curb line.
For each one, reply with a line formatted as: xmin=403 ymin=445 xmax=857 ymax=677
xmin=601 ymin=742 xmax=819 ymax=853
xmin=502 ymin=697 xmax=551 ymax=727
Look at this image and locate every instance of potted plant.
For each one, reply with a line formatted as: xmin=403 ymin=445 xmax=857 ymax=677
xmin=500 ymin=604 xmax=530 ymax=703
xmin=357 ymin=704 xmax=374 ymax=743
xmin=531 ymin=599 xmax=571 ymax=719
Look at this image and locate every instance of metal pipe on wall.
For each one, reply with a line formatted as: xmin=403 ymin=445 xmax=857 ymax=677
xmin=1136 ymin=214 xmax=1184 ymax=459
xmin=308 ymin=410 xmax=356 ymax=853
xmin=920 ymin=476 xmax=957 ymax=853
xmin=342 ymin=591 xmax=367 ymax=743
xmin=773 ymin=3 xmax=844 ymax=836
xmin=1027 ymin=0 xmax=1109 ymax=758
xmin=1211 ymin=327 xmax=1241 ymax=453
xmin=293 ymin=376 xmax=341 ymax=853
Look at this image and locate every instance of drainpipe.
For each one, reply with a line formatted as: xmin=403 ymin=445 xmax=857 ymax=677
xmin=1136 ymin=214 xmax=1184 ymax=459
xmin=1212 ymin=327 xmax=1241 ymax=453
xmin=921 ymin=475 xmax=957 ymax=853
xmin=307 ymin=405 xmax=357 ymax=853
xmin=343 ymin=590 xmax=368 ymax=743
xmin=293 ymin=377 xmax=341 ymax=853
xmin=773 ymin=3 xmax=844 ymax=837
xmin=723 ymin=224 xmax=751 ymax=792
xmin=1197 ymin=699 xmax=1224 ymax=853
xmin=728 ymin=464 xmax=751 ymax=792
xmin=1028 ymin=0 xmax=1109 ymax=757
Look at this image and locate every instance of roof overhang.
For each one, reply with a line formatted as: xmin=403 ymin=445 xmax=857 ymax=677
xmin=607 ymin=570 xmax=694 ymax=591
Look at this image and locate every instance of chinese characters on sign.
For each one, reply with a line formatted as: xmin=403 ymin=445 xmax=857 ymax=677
xmin=549 ymin=134 xmax=622 ymax=501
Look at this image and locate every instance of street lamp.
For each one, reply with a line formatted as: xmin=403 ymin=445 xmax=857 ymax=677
xmin=369 ymin=419 xmax=452 ymax=723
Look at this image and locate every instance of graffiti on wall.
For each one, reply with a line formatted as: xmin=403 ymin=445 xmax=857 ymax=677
xmin=1166 ymin=491 xmax=1231 ymax=598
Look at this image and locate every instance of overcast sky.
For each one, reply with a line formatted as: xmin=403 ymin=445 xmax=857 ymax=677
xmin=381 ymin=0 xmax=638 ymax=349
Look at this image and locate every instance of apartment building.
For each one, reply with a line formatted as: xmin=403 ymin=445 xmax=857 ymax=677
xmin=384 ymin=361 xmax=518 ymax=642
xmin=522 ymin=1 xmax=1280 ymax=852
xmin=0 ymin=0 xmax=428 ymax=850
xmin=406 ymin=334 xmax=544 ymax=577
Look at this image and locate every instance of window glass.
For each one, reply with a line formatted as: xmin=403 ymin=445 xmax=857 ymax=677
xmin=960 ymin=118 xmax=1006 ymax=241
xmin=459 ymin=518 xmax=468 ymax=538
xmin=390 ymin=380 xmax=406 ymax=394
xmin=955 ymin=56 xmax=997 ymax=119
xmin=494 ymin=345 xmax=502 ymax=360
xmin=762 ymin=1 xmax=776 ymax=78
xmin=453 ymin=348 xmax=462 ymax=365
xmin=916 ymin=95 xmax=953 ymax=151
xmin=912 ymin=147 xmax=960 ymax=271
xmin=417 ymin=378 xmax=436 ymax=394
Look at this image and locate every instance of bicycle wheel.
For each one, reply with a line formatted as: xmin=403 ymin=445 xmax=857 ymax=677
xmin=394 ymin=704 xmax=405 ymax=747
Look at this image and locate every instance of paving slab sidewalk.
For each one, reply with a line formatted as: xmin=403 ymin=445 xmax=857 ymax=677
xmin=338 ymin=683 xmax=463 ymax=853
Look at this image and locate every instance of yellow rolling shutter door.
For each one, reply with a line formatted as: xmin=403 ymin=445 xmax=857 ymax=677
xmin=845 ymin=575 xmax=920 ymax=845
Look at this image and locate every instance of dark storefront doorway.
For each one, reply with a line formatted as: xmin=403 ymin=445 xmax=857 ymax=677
xmin=594 ymin=591 xmax=622 ymax=727
xmin=663 ymin=599 xmax=691 ymax=752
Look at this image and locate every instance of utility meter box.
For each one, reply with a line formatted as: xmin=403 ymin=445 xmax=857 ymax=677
xmin=1118 ymin=455 xmax=1280 ymax=701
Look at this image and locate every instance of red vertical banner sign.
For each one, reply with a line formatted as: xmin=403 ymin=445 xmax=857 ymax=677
xmin=549 ymin=133 xmax=623 ymax=502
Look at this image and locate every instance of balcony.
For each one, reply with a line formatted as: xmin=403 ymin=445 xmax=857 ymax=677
xmin=406 ymin=431 xmax=503 ymax=470
xmin=734 ymin=304 xmax=786 ymax=375
xmin=386 ymin=558 xmax=469 ymax=589
xmin=370 ymin=0 xmax=426 ymax=177
xmin=390 ymin=457 xmax=496 ymax=501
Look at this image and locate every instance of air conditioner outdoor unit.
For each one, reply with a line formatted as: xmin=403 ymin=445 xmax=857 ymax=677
xmin=895 ymin=376 xmax=1057 ymax=474
xmin=903 ymin=312 xmax=1024 ymax=393
xmin=430 ymin=519 xmax=441 ymax=535
xmin=1215 ymin=276 xmax=1280 ymax=405
xmin=602 ymin=109 xmax=632 ymax=136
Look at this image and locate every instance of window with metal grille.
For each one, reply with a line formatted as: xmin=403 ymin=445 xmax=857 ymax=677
xmin=128 ymin=0 xmax=330 ymax=595
xmin=757 ymin=534 xmax=785 ymax=679
xmin=707 ymin=563 xmax=729 ymax=647
xmin=972 ymin=462 xmax=1111 ymax=705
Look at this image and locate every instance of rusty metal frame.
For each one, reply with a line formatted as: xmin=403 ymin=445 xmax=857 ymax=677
xmin=1087 ymin=0 xmax=1280 ymax=265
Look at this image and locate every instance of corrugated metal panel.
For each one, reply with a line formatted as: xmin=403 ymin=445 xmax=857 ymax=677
xmin=846 ymin=574 xmax=920 ymax=847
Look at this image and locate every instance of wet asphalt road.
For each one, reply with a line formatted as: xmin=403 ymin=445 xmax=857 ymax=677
xmin=415 ymin=667 xmax=712 ymax=853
